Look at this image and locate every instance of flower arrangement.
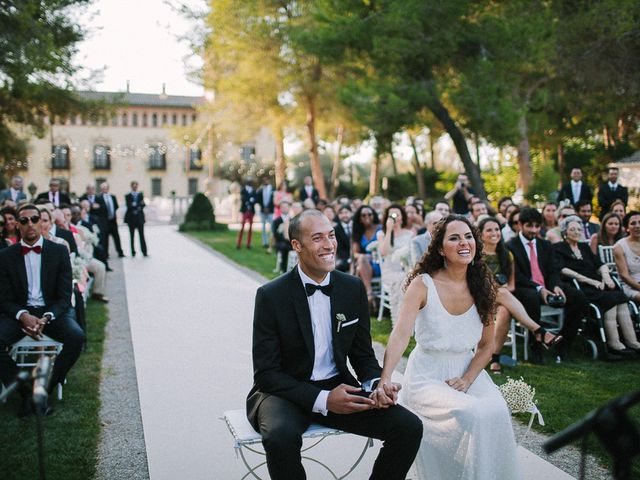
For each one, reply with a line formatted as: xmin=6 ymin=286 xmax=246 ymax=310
xmin=499 ymin=377 xmax=537 ymax=413
xmin=71 ymin=253 xmax=89 ymax=283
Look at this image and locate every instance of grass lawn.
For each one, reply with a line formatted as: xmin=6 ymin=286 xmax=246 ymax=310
xmin=0 ymin=300 xmax=108 ymax=480
xmin=190 ymin=227 xmax=640 ymax=476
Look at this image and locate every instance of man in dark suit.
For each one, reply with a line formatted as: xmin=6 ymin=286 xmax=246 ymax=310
xmin=557 ymin=167 xmax=593 ymax=206
xmin=51 ymin=208 xmax=78 ymax=255
xmin=575 ymin=200 xmax=600 ymax=240
xmin=271 ymin=201 xmax=292 ymax=273
xmin=79 ymin=183 xmax=107 ymax=243
xmin=0 ymin=175 xmax=27 ymax=205
xmin=124 ymin=181 xmax=147 ymax=257
xmin=597 ymin=166 xmax=629 ymax=219
xmin=298 ymin=175 xmax=319 ymax=205
xmin=0 ymin=204 xmax=85 ymax=416
xmin=36 ymin=178 xmax=71 ymax=207
xmin=236 ymin=179 xmax=258 ymax=249
xmin=99 ymin=182 xmax=125 ymax=258
xmin=333 ymin=205 xmax=353 ymax=272
xmin=247 ymin=210 xmax=422 ymax=480
xmin=257 ymin=177 xmax=275 ymax=248
xmin=506 ymin=207 xmax=588 ymax=361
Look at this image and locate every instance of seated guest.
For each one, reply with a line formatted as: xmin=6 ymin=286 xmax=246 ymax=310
xmin=433 ymin=199 xmax=451 ymax=216
xmin=39 ymin=208 xmax=70 ymax=252
xmin=590 ymin=212 xmax=624 ymax=255
xmin=272 ymin=201 xmax=293 ymax=274
xmin=75 ymin=201 xmax=108 ymax=267
xmin=609 ymin=199 xmax=627 ymax=219
xmin=501 ymin=206 xmax=520 ymax=243
xmin=479 ymin=218 xmax=562 ymax=372
xmin=546 ymin=203 xmax=575 ymax=243
xmin=322 ymin=205 xmax=335 ymax=223
xmin=496 ymin=196 xmax=513 ymax=226
xmin=51 ymin=208 xmax=78 ymax=254
xmin=1 ymin=206 xmax=20 ymax=245
xmin=410 ymin=211 xmax=442 ymax=266
xmin=0 ymin=204 xmax=85 ymax=416
xmin=377 ymin=205 xmax=415 ymax=325
xmin=352 ymin=205 xmax=382 ymax=303
xmin=469 ymin=200 xmax=488 ymax=225
xmin=575 ymin=200 xmax=600 ymax=240
xmin=333 ymin=205 xmax=353 ymax=272
xmin=540 ymin=202 xmax=557 ymax=239
xmin=555 ymin=215 xmax=640 ymax=355
xmin=273 ymin=181 xmax=293 ymax=218
xmin=405 ymin=203 xmax=425 ymax=234
xmin=506 ymin=207 xmax=588 ymax=361
xmin=614 ymin=211 xmax=640 ymax=303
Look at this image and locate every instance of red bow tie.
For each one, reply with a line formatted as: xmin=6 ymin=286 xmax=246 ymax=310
xmin=21 ymin=245 xmax=42 ymax=255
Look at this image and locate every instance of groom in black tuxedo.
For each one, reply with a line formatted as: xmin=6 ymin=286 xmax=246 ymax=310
xmin=247 ymin=210 xmax=422 ymax=480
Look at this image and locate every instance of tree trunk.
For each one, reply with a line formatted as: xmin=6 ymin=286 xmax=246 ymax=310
xmin=305 ymin=96 xmax=327 ymax=199
xmin=408 ymin=133 xmax=427 ymax=198
xmin=429 ymin=130 xmax=436 ymax=170
xmin=474 ymin=131 xmax=481 ymax=169
xmin=389 ymin=148 xmax=398 ymax=176
xmin=369 ymin=152 xmax=381 ymax=196
xmin=516 ymin=115 xmax=534 ymax=196
xmin=557 ymin=143 xmax=565 ymax=187
xmin=426 ymin=93 xmax=486 ymax=199
xmin=330 ymin=124 xmax=344 ymax=199
xmin=274 ymin=127 xmax=286 ymax=187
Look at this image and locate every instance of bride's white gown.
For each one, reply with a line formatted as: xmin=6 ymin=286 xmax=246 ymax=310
xmin=400 ymin=274 xmax=521 ymax=480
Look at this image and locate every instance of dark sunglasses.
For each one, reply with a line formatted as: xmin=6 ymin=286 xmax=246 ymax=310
xmin=18 ymin=215 xmax=41 ymax=225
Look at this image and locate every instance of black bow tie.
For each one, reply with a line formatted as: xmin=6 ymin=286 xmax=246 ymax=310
xmin=305 ymin=283 xmax=332 ymax=297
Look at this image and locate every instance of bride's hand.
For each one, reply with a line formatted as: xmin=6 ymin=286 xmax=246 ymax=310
xmin=445 ymin=377 xmax=470 ymax=393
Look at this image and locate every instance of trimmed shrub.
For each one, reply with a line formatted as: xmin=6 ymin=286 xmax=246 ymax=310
xmin=179 ymin=193 xmax=227 ymax=232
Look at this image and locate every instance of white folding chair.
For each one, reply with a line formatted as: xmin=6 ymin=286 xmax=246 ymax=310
xmin=9 ymin=335 xmax=64 ymax=400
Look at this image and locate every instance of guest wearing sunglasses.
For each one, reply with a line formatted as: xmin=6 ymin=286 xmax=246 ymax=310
xmin=352 ymin=205 xmax=382 ymax=302
xmin=1 ymin=206 xmax=20 ymax=245
xmin=0 ymin=204 xmax=85 ymax=417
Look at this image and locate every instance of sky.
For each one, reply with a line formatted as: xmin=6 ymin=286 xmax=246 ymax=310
xmin=74 ymin=0 xmax=205 ymax=97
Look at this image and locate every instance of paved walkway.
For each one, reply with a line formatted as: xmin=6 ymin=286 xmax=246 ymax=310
xmin=116 ymin=225 xmax=608 ymax=479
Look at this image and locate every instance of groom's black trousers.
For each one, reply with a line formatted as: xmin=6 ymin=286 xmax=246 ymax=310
xmin=255 ymin=377 xmax=423 ymax=480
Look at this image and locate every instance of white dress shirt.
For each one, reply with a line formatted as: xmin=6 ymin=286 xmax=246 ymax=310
xmin=519 ymin=233 xmax=543 ymax=292
xmin=571 ymin=180 xmax=582 ymax=203
xmin=49 ymin=191 xmax=60 ymax=206
xmin=262 ymin=185 xmax=273 ymax=208
xmin=608 ymin=181 xmax=618 ymax=191
xmin=16 ymin=236 xmax=54 ymax=321
xmin=104 ymin=194 xmax=115 ymax=219
xmin=298 ymin=265 xmax=338 ymax=415
xmin=10 ymin=188 xmax=20 ymax=202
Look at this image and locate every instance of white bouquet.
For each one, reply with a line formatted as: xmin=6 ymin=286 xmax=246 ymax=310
xmin=71 ymin=253 xmax=88 ymax=283
xmin=499 ymin=377 xmax=544 ymax=437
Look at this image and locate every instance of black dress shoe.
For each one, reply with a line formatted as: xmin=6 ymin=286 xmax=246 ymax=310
xmin=609 ymin=348 xmax=636 ymax=357
xmin=106 ymin=266 xmax=114 ymax=272
xmin=118 ymin=253 xmax=125 ymax=258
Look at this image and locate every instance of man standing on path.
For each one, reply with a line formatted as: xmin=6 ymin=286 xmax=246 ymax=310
xmin=124 ymin=181 xmax=147 ymax=257
xmin=36 ymin=178 xmax=70 ymax=207
xmin=257 ymin=177 xmax=275 ymax=250
xmin=100 ymin=182 xmax=125 ymax=258
xmin=247 ymin=209 xmax=423 ymax=480
xmin=0 ymin=175 xmax=26 ymax=204
xmin=236 ymin=179 xmax=258 ymax=249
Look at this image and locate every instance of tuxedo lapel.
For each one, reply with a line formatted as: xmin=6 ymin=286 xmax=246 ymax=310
xmin=511 ymin=238 xmax=532 ymax=278
xmin=40 ymin=240 xmax=53 ymax=295
xmin=14 ymin=247 xmax=28 ymax=296
xmin=290 ymin=269 xmax=315 ymax=359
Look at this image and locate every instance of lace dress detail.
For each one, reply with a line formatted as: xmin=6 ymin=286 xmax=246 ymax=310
xmin=617 ymin=237 xmax=640 ymax=299
xmin=400 ymin=274 xmax=520 ymax=480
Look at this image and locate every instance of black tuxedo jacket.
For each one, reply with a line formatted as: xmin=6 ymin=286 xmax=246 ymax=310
xmin=100 ymin=193 xmax=119 ymax=221
xmin=333 ymin=221 xmax=352 ymax=263
xmin=557 ymin=182 xmax=593 ymax=205
xmin=36 ymin=191 xmax=71 ymax=206
xmin=247 ymin=268 xmax=380 ymax=427
xmin=54 ymin=226 xmax=78 ymax=255
xmin=256 ymin=186 xmax=275 ymax=214
xmin=298 ymin=186 xmax=320 ymax=204
xmin=240 ymin=187 xmax=258 ymax=214
xmin=124 ymin=192 xmax=146 ymax=225
xmin=80 ymin=194 xmax=107 ymax=219
xmin=506 ymin=236 xmax=561 ymax=291
xmin=271 ymin=216 xmax=289 ymax=246
xmin=0 ymin=239 xmax=72 ymax=321
xmin=597 ymin=183 xmax=628 ymax=215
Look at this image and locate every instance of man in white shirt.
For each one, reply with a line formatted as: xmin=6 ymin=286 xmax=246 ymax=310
xmin=247 ymin=209 xmax=422 ymax=480
xmin=99 ymin=182 xmax=125 ymax=258
xmin=0 ymin=175 xmax=26 ymax=205
xmin=0 ymin=204 xmax=85 ymax=416
xmin=558 ymin=167 xmax=593 ymax=206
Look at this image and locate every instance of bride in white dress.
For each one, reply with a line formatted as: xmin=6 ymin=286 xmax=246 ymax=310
xmin=379 ymin=214 xmax=520 ymax=480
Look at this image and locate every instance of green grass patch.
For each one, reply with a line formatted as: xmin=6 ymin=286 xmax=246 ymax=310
xmin=0 ymin=300 xmax=108 ymax=480
xmin=188 ymin=229 xmax=280 ymax=280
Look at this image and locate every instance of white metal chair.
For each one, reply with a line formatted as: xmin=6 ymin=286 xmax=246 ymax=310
xmin=9 ymin=335 xmax=64 ymax=400
xmin=222 ymin=409 xmax=373 ymax=479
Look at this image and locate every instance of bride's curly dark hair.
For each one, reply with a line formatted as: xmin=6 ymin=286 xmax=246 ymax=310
xmin=405 ymin=214 xmax=496 ymax=325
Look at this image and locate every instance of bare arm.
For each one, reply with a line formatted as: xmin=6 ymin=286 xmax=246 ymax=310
xmin=378 ymin=226 xmax=393 ymax=257
xmin=560 ymin=266 xmax=600 ymax=287
xmin=614 ymin=244 xmax=640 ymax=290
xmin=444 ymin=181 xmax=460 ymax=201
xmin=589 ymin=234 xmax=598 ymax=255
xmin=379 ymin=277 xmax=426 ymax=385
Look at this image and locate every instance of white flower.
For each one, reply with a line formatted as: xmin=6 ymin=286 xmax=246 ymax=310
xmin=499 ymin=377 xmax=537 ymax=414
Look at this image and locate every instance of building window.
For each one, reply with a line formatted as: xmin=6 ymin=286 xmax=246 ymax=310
xmin=101 ymin=116 xmax=108 ymax=126
xmin=182 ymin=114 xmax=187 ymax=126
xmin=240 ymin=146 xmax=256 ymax=162
xmin=192 ymin=114 xmax=197 ymax=123
xmin=70 ymin=115 xmax=77 ymax=125
xmin=172 ymin=114 xmax=177 ymax=125
xmin=93 ymin=144 xmax=111 ymax=170
xmin=52 ymin=144 xmax=70 ymax=169
xmin=151 ymin=178 xmax=162 ymax=197
xmin=189 ymin=148 xmax=203 ymax=170
xmin=162 ymin=113 xmax=168 ymax=125
xmin=149 ymin=144 xmax=166 ymax=170
xmin=152 ymin=113 xmax=158 ymax=127
xmin=188 ymin=178 xmax=198 ymax=195
xmin=111 ymin=114 xmax=118 ymax=126
xmin=95 ymin=177 xmax=106 ymax=192
xmin=142 ymin=113 xmax=148 ymax=127
xmin=132 ymin=113 xmax=138 ymax=127
xmin=122 ymin=113 xmax=128 ymax=126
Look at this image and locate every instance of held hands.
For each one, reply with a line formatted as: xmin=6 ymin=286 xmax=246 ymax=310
xmin=327 ymin=384 xmax=376 ymax=414
xmin=19 ymin=312 xmax=45 ymax=340
xmin=371 ymin=382 xmax=402 ymax=409
xmin=445 ymin=377 xmax=470 ymax=393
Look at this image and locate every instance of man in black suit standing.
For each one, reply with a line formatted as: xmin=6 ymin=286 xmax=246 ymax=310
xmin=298 ymin=176 xmax=319 ymax=205
xmin=557 ymin=167 xmax=593 ymax=206
xmin=0 ymin=204 xmax=85 ymax=416
xmin=597 ymin=166 xmax=629 ymax=219
xmin=100 ymin=182 xmax=125 ymax=258
xmin=236 ymin=179 xmax=258 ymax=249
xmin=247 ymin=209 xmax=422 ymax=480
xmin=575 ymin=200 xmax=600 ymax=240
xmin=333 ymin=205 xmax=353 ymax=272
xmin=36 ymin=178 xmax=71 ymax=207
xmin=257 ymin=177 xmax=275 ymax=249
xmin=506 ymin=207 xmax=588 ymax=361
xmin=79 ymin=183 xmax=107 ymax=244
xmin=271 ymin=200 xmax=292 ymax=273
xmin=124 ymin=181 xmax=147 ymax=257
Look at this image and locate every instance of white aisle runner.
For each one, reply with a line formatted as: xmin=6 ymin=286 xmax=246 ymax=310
xmin=122 ymin=225 xmax=382 ymax=479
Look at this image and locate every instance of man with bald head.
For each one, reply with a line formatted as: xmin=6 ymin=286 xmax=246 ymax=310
xmin=247 ymin=209 xmax=422 ymax=480
xmin=0 ymin=175 xmax=26 ymax=205
xmin=36 ymin=179 xmax=70 ymax=207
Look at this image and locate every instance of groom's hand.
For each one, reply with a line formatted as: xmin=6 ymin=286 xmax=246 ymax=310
xmin=372 ymin=382 xmax=401 ymax=408
xmin=327 ymin=384 xmax=376 ymax=414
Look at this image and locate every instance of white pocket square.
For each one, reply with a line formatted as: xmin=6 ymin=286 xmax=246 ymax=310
xmin=341 ymin=318 xmax=359 ymax=328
